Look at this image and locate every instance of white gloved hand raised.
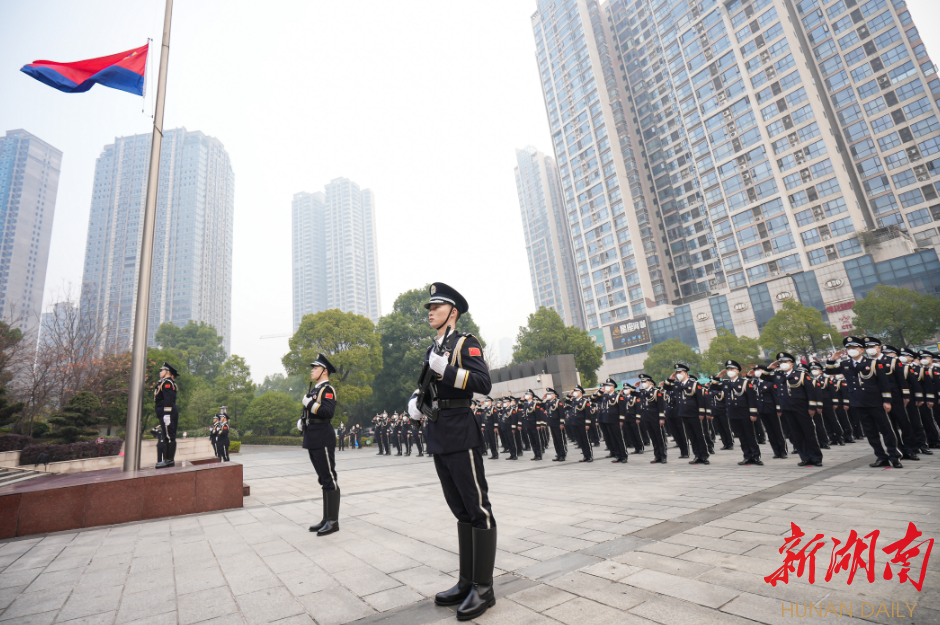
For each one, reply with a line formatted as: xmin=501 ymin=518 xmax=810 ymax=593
xmin=302 ymin=393 xmax=314 ymax=408
xmin=429 ymin=351 xmax=449 ymax=375
xmin=408 ymin=396 xmax=420 ymax=419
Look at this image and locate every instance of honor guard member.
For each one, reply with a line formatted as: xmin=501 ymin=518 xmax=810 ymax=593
xmin=827 ymin=338 xmax=901 ymax=467
xmin=898 ymin=348 xmax=931 ymax=455
xmin=720 ymin=361 xmax=762 ymax=465
xmin=868 ymin=340 xmax=919 ymax=461
xmin=600 ymin=378 xmax=628 ymax=463
xmin=543 ymin=388 xmax=567 ymax=462
xmin=635 ymin=374 xmax=667 ymax=463
xmin=482 ymin=397 xmax=499 ymax=459
xmin=150 ymin=425 xmax=167 ymax=464
xmin=665 ymin=364 xmax=709 ymax=464
xmin=210 ymin=415 xmax=220 ymax=458
xmin=155 ymin=362 xmax=179 ymax=468
xmin=809 ymin=362 xmax=845 ymax=446
xmin=917 ymin=351 xmax=940 ymax=448
xmin=407 ymin=283 xmax=496 ymax=621
xmin=766 ymin=353 xmax=822 ymax=467
xmin=750 ymin=365 xmax=789 ymax=458
xmin=570 ymin=386 xmax=594 ymax=462
xmin=301 ymin=354 xmax=341 ymax=536
xmin=337 ymin=421 xmax=347 ymax=451
xmin=618 ymin=383 xmax=644 ymax=454
xmin=217 ymin=414 xmax=231 ymax=461
xmin=381 ymin=411 xmax=391 ymax=455
xmin=522 ymin=390 xmax=544 ymax=461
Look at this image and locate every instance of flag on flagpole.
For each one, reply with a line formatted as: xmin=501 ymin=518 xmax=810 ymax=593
xmin=21 ymin=44 xmax=148 ymax=96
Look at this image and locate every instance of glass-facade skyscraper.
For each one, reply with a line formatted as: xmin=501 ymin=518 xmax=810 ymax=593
xmin=292 ymin=177 xmax=381 ymax=330
xmin=0 ymin=129 xmax=62 ymax=337
xmin=515 ymin=146 xmax=586 ymax=330
xmin=80 ymin=128 xmax=235 ymax=352
xmin=531 ymin=0 xmax=940 ymax=380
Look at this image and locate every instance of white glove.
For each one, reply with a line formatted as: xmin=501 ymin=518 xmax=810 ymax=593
xmin=296 ymin=418 xmax=304 ymax=432
xmin=429 ymin=351 xmax=449 ymax=375
xmin=302 ymin=393 xmax=314 ymax=408
xmin=163 ymin=415 xmax=171 ymax=425
xmin=408 ymin=396 xmax=420 ymax=419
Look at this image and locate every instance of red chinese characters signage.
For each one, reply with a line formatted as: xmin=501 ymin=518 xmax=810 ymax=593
xmin=825 ymin=301 xmax=854 ymax=314
xmin=765 ymin=522 xmax=933 ymax=591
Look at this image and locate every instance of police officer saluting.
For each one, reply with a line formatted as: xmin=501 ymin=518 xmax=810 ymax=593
xmin=155 ymin=362 xmax=179 ymax=468
xmin=301 ymin=353 xmax=341 ymax=536
xmin=408 ymin=283 xmax=496 ymax=621
xmin=719 ymin=360 xmax=762 ymax=466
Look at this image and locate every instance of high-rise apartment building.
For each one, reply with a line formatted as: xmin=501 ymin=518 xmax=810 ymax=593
xmin=292 ymin=177 xmax=381 ymax=330
xmin=515 ymin=146 xmax=586 ymax=330
xmin=531 ymin=0 xmax=940 ymax=381
xmin=81 ymin=128 xmax=235 ymax=352
xmin=0 ymin=130 xmax=62 ymax=336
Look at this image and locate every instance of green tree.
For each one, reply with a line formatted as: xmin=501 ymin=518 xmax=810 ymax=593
xmin=701 ymin=329 xmax=764 ymax=376
xmin=370 ymin=287 xmax=484 ymax=413
xmin=759 ymin=299 xmax=841 ymax=360
xmin=155 ymin=321 xmax=227 ymax=381
xmin=283 ymin=309 xmax=383 ymax=408
xmin=0 ymin=386 xmax=23 ymax=429
xmin=48 ymin=391 xmax=101 ymax=443
xmin=241 ymin=392 xmax=300 ymax=436
xmin=642 ymin=338 xmax=702 ymax=383
xmin=186 ymin=385 xmax=218 ymax=431
xmin=512 ymin=307 xmax=604 ymax=387
xmin=851 ymin=284 xmax=940 ymax=349
xmin=256 ymin=372 xmax=307 ymax=403
xmin=215 ymin=355 xmax=255 ymax=426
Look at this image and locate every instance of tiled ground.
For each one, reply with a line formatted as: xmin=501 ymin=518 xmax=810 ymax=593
xmin=0 ymin=439 xmax=937 ymax=624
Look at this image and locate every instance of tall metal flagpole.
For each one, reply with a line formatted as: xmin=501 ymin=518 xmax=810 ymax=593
xmin=124 ymin=0 xmax=174 ymax=471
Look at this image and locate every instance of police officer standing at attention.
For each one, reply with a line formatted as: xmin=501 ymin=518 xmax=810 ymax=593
xmin=635 ymin=374 xmax=666 ymax=464
xmin=408 ymin=283 xmax=496 ymax=621
xmin=522 ymin=390 xmax=544 ymax=461
xmin=217 ymin=414 xmax=231 ymax=462
xmin=155 ymin=362 xmax=179 ymax=469
xmin=768 ymin=353 xmax=822 ymax=467
xmin=719 ymin=361 xmax=762 ymax=465
xmin=337 ymin=421 xmax=347 ymax=452
xmin=210 ymin=415 xmax=220 ymax=458
xmin=751 ymin=364 xmax=789 ymax=458
xmin=543 ymin=388 xmax=567 ymax=462
xmin=301 ymin=353 xmax=341 ymax=536
xmin=665 ymin=364 xmax=709 ymax=465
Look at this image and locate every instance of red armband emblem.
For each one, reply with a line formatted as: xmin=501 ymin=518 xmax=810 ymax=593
xmin=469 ymin=347 xmax=481 ymax=357
xmin=164 ymin=383 xmax=171 ymax=389
xmin=325 ymin=393 xmax=333 ymax=399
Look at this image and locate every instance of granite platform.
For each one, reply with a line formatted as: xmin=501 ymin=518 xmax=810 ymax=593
xmin=0 ymin=459 xmax=242 ymax=538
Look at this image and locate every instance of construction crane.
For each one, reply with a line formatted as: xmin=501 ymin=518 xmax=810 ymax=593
xmin=260 ymin=333 xmax=291 ymax=339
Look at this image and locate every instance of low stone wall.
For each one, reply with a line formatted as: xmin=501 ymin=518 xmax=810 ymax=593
xmin=11 ymin=437 xmax=218 ymax=473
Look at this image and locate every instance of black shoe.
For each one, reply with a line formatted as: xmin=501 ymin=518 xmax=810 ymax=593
xmin=701 ymin=459 xmax=710 ymax=465
xmin=738 ymin=460 xmax=751 ymax=466
xmin=552 ymin=457 xmax=560 ymax=461
xmin=837 ymin=441 xmax=845 ymax=446
xmin=707 ymin=448 xmax=715 ymax=455
xmin=620 ymin=457 xmax=629 ymax=463
xmin=635 ymin=449 xmax=644 ymax=454
xmin=891 ymin=459 xmax=903 ymax=469
xmin=810 ymin=461 xmax=823 ymax=467
xmin=456 ymin=528 xmax=497 ymax=621
xmin=845 ymin=439 xmax=856 ymax=443
xmin=419 ymin=452 xmax=425 ymax=457
xmin=870 ymin=459 xmax=890 ymax=468
xmin=721 ymin=445 xmax=734 ymax=451
xmin=309 ymin=493 xmax=328 ymax=532
xmin=650 ymin=459 xmax=660 ymax=464
xmin=901 ymin=454 xmax=920 ymax=461
xmin=436 ymin=523 xmax=473 ymax=607
xmin=752 ymin=460 xmax=764 ymax=466
xmin=820 ymin=444 xmax=830 ymax=450
xmin=921 ymin=448 xmax=933 ymax=455
xmin=689 ymin=458 xmax=700 ymax=465
xmin=798 ymin=461 xmax=808 ymax=467
xmin=317 ymin=488 xmax=341 ymax=536
xmin=155 ymin=459 xmax=175 ymax=469
xmin=509 ymin=456 xmax=518 ymax=460
xmin=660 ymin=458 xmax=667 ymax=464
xmin=679 ymin=454 xmax=690 ymax=459
xmin=772 ymin=455 xmax=783 ymax=459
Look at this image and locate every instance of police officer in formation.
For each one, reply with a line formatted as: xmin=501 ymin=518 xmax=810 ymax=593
xmin=209 ymin=415 xmax=220 ymax=458
xmin=217 ymin=414 xmax=231 ymax=462
xmin=337 ymin=421 xmax=347 ymax=451
xmin=154 ymin=362 xmax=179 ymax=469
xmin=301 ymin=353 xmax=341 ymax=536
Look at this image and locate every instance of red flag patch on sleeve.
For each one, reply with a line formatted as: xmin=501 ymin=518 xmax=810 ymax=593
xmin=325 ymin=393 xmax=333 ymax=399
xmin=164 ymin=383 xmax=171 ymax=388
xmin=469 ymin=347 xmax=482 ymax=357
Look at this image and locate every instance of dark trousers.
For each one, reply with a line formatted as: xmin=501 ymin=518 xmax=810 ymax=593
xmin=160 ymin=411 xmax=178 ymax=444
xmin=730 ymin=418 xmax=761 ymax=462
xmin=415 ymin=432 xmax=424 ymax=454
xmin=308 ymin=446 xmax=337 ymax=490
xmin=505 ymin=427 xmax=517 ymax=458
xmin=642 ymin=419 xmax=665 ymax=460
xmin=887 ymin=397 xmax=917 ymax=455
xmin=525 ymin=423 xmax=542 ymax=458
xmin=218 ymin=439 xmax=230 ymax=462
xmin=821 ymin=407 xmax=845 ymax=444
xmin=434 ymin=447 xmax=495 ymax=530
xmin=484 ymin=429 xmax=498 ymax=457
xmin=607 ymin=420 xmax=628 ymax=460
xmin=812 ymin=414 xmax=829 ymax=446
xmin=905 ymin=402 xmax=927 ymax=450
xmin=669 ymin=419 xmax=688 ymax=456
xmin=782 ymin=410 xmax=823 ymax=464
xmin=684 ymin=416 xmax=709 ymax=460
xmin=589 ymin=422 xmax=600 ymax=445
xmin=156 ymin=441 xmax=166 ymax=463
xmin=577 ymin=423 xmax=593 ymax=460
xmin=713 ymin=415 xmax=733 ymax=448
xmin=338 ymin=435 xmax=346 ymax=451
xmin=853 ymin=406 xmax=900 ymax=461
xmin=921 ymin=404 xmax=940 ymax=446
xmin=210 ymin=436 xmax=218 ymax=457
xmin=621 ymin=418 xmax=643 ymax=452
xmin=759 ymin=412 xmax=789 ymax=457
xmin=550 ymin=424 xmax=566 ymax=459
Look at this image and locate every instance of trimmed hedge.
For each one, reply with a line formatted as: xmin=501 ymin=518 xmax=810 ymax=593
xmin=229 ymin=441 xmax=241 ymax=453
xmin=20 ymin=438 xmax=124 ymax=465
xmin=241 ymin=436 xmax=304 ymax=446
xmin=0 ymin=435 xmax=30 ymax=452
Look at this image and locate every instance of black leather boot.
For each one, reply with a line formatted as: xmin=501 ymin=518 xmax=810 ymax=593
xmin=457 ymin=527 xmax=497 ymax=620
xmin=309 ymin=492 xmax=328 ymax=532
xmin=157 ymin=442 xmax=176 ymax=468
xmin=435 ymin=522 xmax=473 ymax=606
xmin=317 ymin=487 xmax=340 ymax=536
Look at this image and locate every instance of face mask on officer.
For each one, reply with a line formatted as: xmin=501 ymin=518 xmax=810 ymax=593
xmin=779 ymin=362 xmax=792 ymax=372
xmin=727 ymin=369 xmax=738 ymax=379
xmin=922 ymin=358 xmax=932 ymax=366
xmin=676 ymin=371 xmax=687 ymax=382
xmin=848 ymin=348 xmax=861 ymax=358
xmin=899 ymin=355 xmax=910 ymax=363
xmin=866 ymin=347 xmax=879 ymax=357
xmin=604 ymin=384 xmax=614 ymax=392
xmin=810 ymin=368 xmax=822 ymax=378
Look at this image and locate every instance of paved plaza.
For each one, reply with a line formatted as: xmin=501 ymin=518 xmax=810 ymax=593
xmin=0 ymin=441 xmax=937 ymax=624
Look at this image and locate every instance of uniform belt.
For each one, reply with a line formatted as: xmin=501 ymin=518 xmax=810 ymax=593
xmin=438 ymin=399 xmax=472 ymax=410
xmin=308 ymin=418 xmax=332 ymax=424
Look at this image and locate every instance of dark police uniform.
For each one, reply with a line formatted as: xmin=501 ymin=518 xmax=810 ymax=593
xmin=871 ymin=341 xmax=918 ymax=460
xmin=154 ymin=362 xmax=179 ymax=468
xmin=767 ymin=354 xmax=822 ymax=466
xmin=825 ymin=337 xmax=900 ymax=467
xmin=636 ymin=375 xmax=666 ymax=463
xmin=302 ymin=353 xmax=340 ymax=536
xmin=217 ymin=418 xmax=230 ymax=462
xmin=523 ymin=392 xmax=544 ymax=461
xmin=571 ymin=388 xmax=594 ymax=462
xmin=617 ymin=384 xmax=644 ymax=454
xmin=410 ymin=283 xmax=496 ymax=621
xmin=721 ymin=360 xmax=761 ymax=465
xmin=544 ymin=390 xmax=567 ymax=461
xmin=751 ymin=366 xmax=789 ymax=458
xmin=664 ymin=366 xmax=709 ymax=463
xmin=209 ymin=418 xmax=220 ymax=458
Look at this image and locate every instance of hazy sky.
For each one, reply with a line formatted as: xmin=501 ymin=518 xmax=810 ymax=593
xmin=2 ymin=0 xmax=940 ymax=382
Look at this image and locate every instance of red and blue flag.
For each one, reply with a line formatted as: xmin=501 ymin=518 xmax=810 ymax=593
xmin=20 ymin=44 xmax=148 ymax=96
